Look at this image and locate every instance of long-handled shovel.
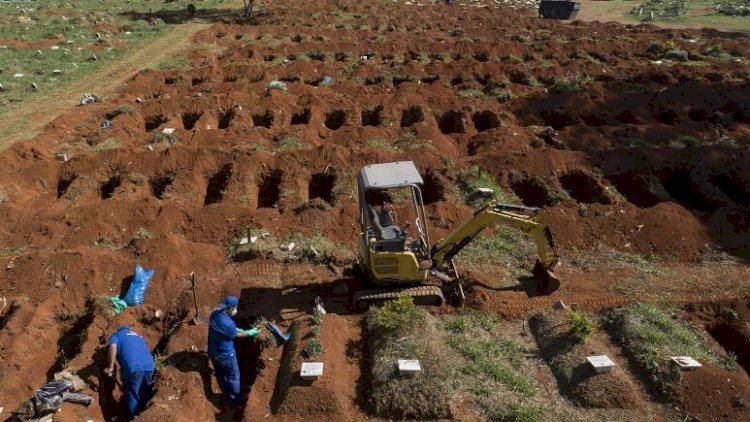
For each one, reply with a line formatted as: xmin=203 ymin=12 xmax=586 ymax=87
xmin=190 ymin=272 xmax=200 ymax=325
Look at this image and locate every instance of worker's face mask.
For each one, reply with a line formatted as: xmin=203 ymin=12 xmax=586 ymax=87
xmin=229 ymin=307 xmax=238 ymax=317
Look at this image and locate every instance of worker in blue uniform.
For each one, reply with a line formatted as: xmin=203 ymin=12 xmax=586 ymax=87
xmin=104 ymin=325 xmax=155 ymax=419
xmin=207 ymin=296 xmax=259 ymax=407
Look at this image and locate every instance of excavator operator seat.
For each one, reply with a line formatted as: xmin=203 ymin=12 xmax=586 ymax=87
xmin=366 ymin=204 xmax=406 ymax=252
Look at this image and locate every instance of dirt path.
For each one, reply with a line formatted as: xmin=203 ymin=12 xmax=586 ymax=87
xmin=0 ymin=22 xmax=213 ymax=151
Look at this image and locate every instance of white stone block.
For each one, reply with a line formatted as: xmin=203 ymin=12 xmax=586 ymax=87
xmin=162 ymin=128 xmax=175 ymax=135
xmin=671 ymin=356 xmax=702 ymax=371
xmin=398 ymin=359 xmax=421 ymax=376
xmin=55 ymin=153 xmax=68 ymax=162
xmin=586 ymin=355 xmax=615 ymax=373
xmin=238 ymin=237 xmax=249 ymax=245
xmin=300 ymin=362 xmax=323 ymax=380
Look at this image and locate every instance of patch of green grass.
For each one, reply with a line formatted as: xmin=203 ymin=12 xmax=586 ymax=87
xmin=569 ymin=247 xmax=664 ymax=276
xmin=456 ymin=165 xmax=510 ymax=205
xmin=154 ymin=354 xmax=168 ymax=371
xmin=366 ymin=137 xmax=397 ymax=150
xmin=492 ymin=403 xmax=545 ymax=422
xmin=331 ymin=10 xmax=356 ymax=19
xmin=458 ymin=88 xmax=484 ymax=98
xmin=291 ymin=233 xmax=354 ymax=265
xmin=488 ymin=88 xmax=514 ymax=102
xmin=133 ymin=227 xmax=152 ymax=240
xmin=439 ymin=52 xmax=454 ymax=63
xmin=441 ymin=312 xmax=540 ymax=420
xmin=608 ymin=302 xmax=736 ymax=398
xmin=89 ymin=137 xmax=121 ymax=153
xmin=94 ymin=235 xmax=123 ymax=250
xmin=418 ymin=51 xmax=431 ymax=65
xmin=455 ymin=226 xmax=529 ymax=267
xmin=156 ymin=56 xmax=190 ymax=70
xmin=0 ymin=245 xmax=26 ymax=257
xmin=0 ymin=0 xmax=230 ymax=109
xmin=549 ymin=78 xmax=581 ymax=94
xmin=274 ymin=135 xmax=303 ymax=151
xmin=63 ymin=187 xmax=82 ymax=202
xmin=195 ymin=43 xmax=227 ymax=55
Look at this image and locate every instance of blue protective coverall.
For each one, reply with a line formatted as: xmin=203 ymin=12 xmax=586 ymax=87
xmin=107 ymin=326 xmax=155 ymax=417
xmin=208 ymin=309 xmax=241 ymax=406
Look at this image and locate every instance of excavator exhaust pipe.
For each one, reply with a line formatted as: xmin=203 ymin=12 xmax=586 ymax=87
xmin=533 ymin=260 xmax=560 ymax=295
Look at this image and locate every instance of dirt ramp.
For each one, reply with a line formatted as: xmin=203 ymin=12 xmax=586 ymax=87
xmin=530 ymin=310 xmax=645 ymax=409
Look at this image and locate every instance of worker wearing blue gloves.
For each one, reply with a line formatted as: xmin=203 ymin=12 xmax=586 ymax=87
xmin=207 ymin=296 xmax=260 ymax=408
xmin=104 ymin=325 xmax=155 ymax=419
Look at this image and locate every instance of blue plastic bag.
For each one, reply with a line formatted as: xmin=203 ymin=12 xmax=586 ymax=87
xmin=124 ymin=265 xmax=154 ymax=306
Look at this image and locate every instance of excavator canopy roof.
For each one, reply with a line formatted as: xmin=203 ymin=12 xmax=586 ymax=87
xmin=357 ymin=161 xmax=423 ymax=195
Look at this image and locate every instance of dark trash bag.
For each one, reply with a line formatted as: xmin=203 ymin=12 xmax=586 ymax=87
xmin=11 ymin=379 xmax=92 ymax=421
xmin=124 ymin=265 xmax=155 ymax=306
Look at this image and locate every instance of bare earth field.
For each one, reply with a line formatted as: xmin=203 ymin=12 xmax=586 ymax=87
xmin=0 ymin=0 xmax=749 ymax=421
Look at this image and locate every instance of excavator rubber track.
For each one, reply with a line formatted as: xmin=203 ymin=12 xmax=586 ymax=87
xmin=353 ymin=285 xmax=445 ymax=310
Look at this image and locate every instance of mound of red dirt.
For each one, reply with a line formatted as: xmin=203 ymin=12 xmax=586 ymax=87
xmin=676 ymin=363 xmax=750 ymax=422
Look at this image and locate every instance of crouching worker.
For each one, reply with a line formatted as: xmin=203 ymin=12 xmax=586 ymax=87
xmin=104 ymin=325 xmax=155 ymax=419
xmin=208 ymin=296 xmax=260 ymax=408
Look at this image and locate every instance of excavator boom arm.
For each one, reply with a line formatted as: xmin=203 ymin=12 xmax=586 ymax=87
xmin=430 ymin=202 xmax=560 ymax=271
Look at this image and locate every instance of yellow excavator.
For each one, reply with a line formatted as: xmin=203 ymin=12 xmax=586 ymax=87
xmin=354 ymin=161 xmax=560 ymax=309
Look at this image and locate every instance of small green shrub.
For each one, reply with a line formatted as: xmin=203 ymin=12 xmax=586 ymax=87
xmin=302 ymin=338 xmax=323 ymax=357
xmin=676 ymin=135 xmax=700 ymax=147
xmin=377 ymin=296 xmax=421 ymax=330
xmin=275 ymin=135 xmax=303 ymax=151
xmin=134 ymin=227 xmax=152 ymax=240
xmin=459 ymin=88 xmax=484 ymax=98
xmin=569 ymin=310 xmax=595 ymax=343
xmin=549 ymin=78 xmax=581 ymax=94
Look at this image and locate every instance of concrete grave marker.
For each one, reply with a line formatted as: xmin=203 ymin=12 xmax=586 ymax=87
xmin=586 ymin=355 xmax=615 ymax=373
xmin=300 ymin=362 xmax=323 ymax=380
xmin=671 ymin=356 xmax=702 ymax=371
xmin=398 ymin=359 xmax=421 ymax=376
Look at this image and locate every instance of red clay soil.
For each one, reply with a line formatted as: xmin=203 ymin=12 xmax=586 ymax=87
xmin=676 ymin=363 xmax=750 ymax=422
xmin=0 ymin=0 xmax=748 ymax=420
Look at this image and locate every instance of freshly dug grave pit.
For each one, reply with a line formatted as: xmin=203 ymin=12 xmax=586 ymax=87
xmin=530 ymin=310 xmax=644 ymax=409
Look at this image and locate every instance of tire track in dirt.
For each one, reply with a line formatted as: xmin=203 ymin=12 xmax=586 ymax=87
xmin=476 ymin=291 xmax=749 ymax=317
xmin=0 ymin=21 xmax=214 ymax=151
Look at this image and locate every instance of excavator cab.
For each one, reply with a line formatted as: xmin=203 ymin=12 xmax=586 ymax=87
xmin=357 ymin=161 xmax=432 ymax=286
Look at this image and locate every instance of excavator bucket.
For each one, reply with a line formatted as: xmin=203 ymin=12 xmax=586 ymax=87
xmin=533 ymin=260 xmax=560 ymax=294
